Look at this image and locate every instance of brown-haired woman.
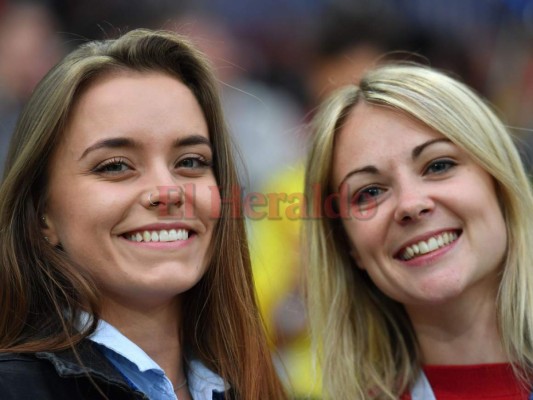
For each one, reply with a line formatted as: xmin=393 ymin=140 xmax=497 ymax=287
xmin=0 ymin=29 xmax=287 ymax=400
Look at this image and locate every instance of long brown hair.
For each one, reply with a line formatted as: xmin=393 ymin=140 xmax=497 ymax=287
xmin=0 ymin=29 xmax=286 ymax=399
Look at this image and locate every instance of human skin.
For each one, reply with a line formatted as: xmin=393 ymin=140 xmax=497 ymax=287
xmin=43 ymin=70 xmax=220 ymax=314
xmin=332 ymin=102 xmax=509 ymax=364
xmin=332 ymin=102 xmax=507 ymax=307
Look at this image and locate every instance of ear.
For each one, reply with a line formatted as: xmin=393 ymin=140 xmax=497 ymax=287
xmin=41 ymin=214 xmax=60 ymax=246
xmin=350 ymin=247 xmax=366 ymax=270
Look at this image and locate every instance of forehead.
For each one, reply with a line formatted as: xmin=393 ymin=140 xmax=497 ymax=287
xmin=58 ymin=70 xmax=208 ymax=151
xmin=336 ymin=102 xmax=441 ymax=147
xmin=69 ymin=70 xmax=195 ymax=119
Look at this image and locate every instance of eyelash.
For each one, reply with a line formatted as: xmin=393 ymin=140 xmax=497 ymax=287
xmin=352 ymin=186 xmax=385 ymax=207
xmin=351 ymin=159 xmax=456 ymax=206
xmin=91 ymin=155 xmax=213 ymax=176
xmin=424 ymin=158 xmax=457 ymax=175
xmin=92 ymin=157 xmax=130 ymax=174
xmin=175 ymin=155 xmax=212 ymax=170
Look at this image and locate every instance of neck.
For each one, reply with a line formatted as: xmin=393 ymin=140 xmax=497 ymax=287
xmin=100 ymin=297 xmax=186 ymax=389
xmin=406 ymin=282 xmax=507 ymax=365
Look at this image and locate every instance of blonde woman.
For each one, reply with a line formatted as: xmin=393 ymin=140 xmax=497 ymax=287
xmin=0 ymin=29 xmax=287 ymax=400
xmin=305 ymin=63 xmax=533 ymax=399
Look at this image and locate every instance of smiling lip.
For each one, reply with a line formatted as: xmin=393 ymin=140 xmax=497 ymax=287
xmin=121 ymin=223 xmax=196 ymax=244
xmin=395 ymin=229 xmax=462 ymax=261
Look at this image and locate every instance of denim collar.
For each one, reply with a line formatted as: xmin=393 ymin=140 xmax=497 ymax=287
xmin=35 ymin=339 xmax=144 ymax=397
xmin=89 ymin=318 xmax=228 ymax=398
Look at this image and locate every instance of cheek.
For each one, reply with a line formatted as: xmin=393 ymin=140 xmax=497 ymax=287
xmin=480 ymin=200 xmax=508 ymax=267
xmin=53 ymin=209 xmax=105 ymax=254
xmin=343 ymin=220 xmax=374 ymax=270
xmin=48 ymin=183 xmax=122 ymax=245
xmin=458 ymin=174 xmax=507 ymax=248
xmin=192 ymin=180 xmax=220 ymax=222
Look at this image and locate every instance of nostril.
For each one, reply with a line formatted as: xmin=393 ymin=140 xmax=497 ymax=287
xmin=396 ymin=205 xmax=433 ymax=223
xmin=401 ymin=214 xmax=412 ymax=222
xmin=148 ymin=192 xmax=160 ymax=207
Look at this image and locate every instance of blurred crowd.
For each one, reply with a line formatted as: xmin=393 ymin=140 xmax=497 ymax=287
xmin=2 ymin=0 xmax=533 ymax=398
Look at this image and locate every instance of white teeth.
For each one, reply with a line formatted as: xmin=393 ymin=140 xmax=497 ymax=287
xmin=159 ymin=230 xmax=169 ymax=242
xmin=400 ymin=231 xmax=459 ymax=260
xmin=126 ymin=229 xmax=190 ymax=243
xmin=169 ymin=229 xmax=178 ymax=241
xmin=428 ymin=237 xmax=438 ymax=252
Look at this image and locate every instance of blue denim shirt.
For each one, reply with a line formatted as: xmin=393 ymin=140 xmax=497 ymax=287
xmin=89 ymin=319 xmax=227 ymax=400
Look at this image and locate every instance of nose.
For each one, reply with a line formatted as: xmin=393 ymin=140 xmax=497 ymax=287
xmin=141 ymin=165 xmax=186 ymax=210
xmin=144 ymin=184 xmax=185 ymax=210
xmin=144 ymin=186 xmax=185 ymax=209
xmin=393 ymin=185 xmax=434 ymax=224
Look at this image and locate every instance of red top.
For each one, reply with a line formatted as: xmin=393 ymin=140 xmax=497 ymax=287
xmin=401 ymin=364 xmax=530 ymax=399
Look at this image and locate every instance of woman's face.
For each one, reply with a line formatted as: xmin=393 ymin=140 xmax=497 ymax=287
xmin=44 ymin=71 xmax=220 ymax=311
xmin=332 ymin=102 xmax=507 ymax=308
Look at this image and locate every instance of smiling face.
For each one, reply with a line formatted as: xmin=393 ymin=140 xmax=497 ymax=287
xmin=332 ymin=102 xmax=507 ymax=308
xmin=43 ymin=71 xmax=220 ymax=311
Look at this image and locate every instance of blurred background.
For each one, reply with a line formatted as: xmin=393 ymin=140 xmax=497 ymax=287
xmin=1 ymin=0 xmax=533 ymax=398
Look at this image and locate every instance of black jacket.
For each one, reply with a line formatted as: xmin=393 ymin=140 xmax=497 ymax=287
xmin=0 ymin=340 xmax=227 ymax=400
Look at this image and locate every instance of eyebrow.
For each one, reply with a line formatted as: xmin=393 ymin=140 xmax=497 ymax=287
xmin=412 ymin=138 xmax=450 ymax=159
xmin=173 ymin=135 xmax=212 ymax=150
xmin=79 ymin=134 xmax=212 ymax=161
xmin=338 ymin=138 xmax=452 ymax=188
xmin=79 ymin=137 xmax=136 ymax=160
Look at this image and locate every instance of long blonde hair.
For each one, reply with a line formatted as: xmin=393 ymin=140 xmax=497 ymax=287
xmin=304 ymin=63 xmax=533 ymax=398
xmin=0 ymin=29 xmax=287 ymax=399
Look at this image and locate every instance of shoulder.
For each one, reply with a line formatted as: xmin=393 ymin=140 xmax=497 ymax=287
xmin=0 ymin=352 xmax=34 ymax=360
xmin=0 ymin=349 xmax=139 ymax=400
xmin=0 ymin=351 xmax=43 ymax=371
xmin=0 ymin=351 xmax=57 ymax=380
xmin=0 ymin=352 xmax=61 ymax=399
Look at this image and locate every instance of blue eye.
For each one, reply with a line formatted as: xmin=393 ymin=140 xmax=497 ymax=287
xmin=425 ymin=159 xmax=456 ymax=175
xmin=353 ymin=186 xmax=384 ymax=206
xmin=176 ymin=156 xmax=211 ymax=169
xmin=92 ymin=157 xmax=131 ymax=174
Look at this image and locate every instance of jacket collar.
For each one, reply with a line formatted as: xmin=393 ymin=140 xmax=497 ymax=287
xmin=34 ymin=339 xmax=230 ymax=399
xmin=35 ymin=339 xmax=135 ymax=391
